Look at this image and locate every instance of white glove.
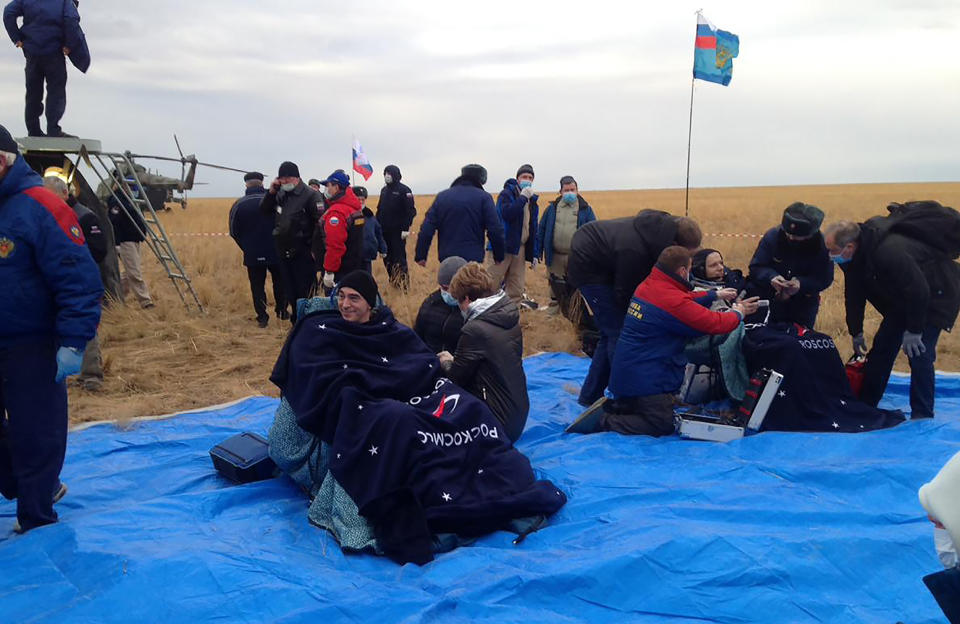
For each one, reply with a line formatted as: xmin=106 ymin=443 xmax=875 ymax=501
xmin=400 ymin=231 xmax=410 ymax=240
xmin=323 ymin=272 xmax=335 ymax=289
xmin=901 ymin=331 xmax=926 ymax=359
xmin=530 ymin=258 xmax=539 ymax=269
xmin=379 ymin=252 xmax=387 ymax=259
xmin=520 ymin=186 xmax=535 ymax=199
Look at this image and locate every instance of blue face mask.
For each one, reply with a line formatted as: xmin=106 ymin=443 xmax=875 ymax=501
xmin=830 ymin=253 xmax=850 ymax=265
xmin=441 ymin=290 xmax=458 ymax=306
xmin=562 ymin=192 xmax=577 ymax=204
xmin=518 ymin=180 xmax=532 ymax=189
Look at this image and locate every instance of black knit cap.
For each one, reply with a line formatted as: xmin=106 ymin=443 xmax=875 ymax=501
xmin=338 ymin=270 xmax=379 ymax=309
xmin=516 ymin=163 xmax=535 ymax=179
xmin=243 ymin=171 xmax=264 ymax=182
xmin=354 ymin=186 xmax=368 ymax=199
xmin=781 ymin=202 xmax=824 ymax=238
xmin=0 ymin=125 xmax=19 ymax=154
xmin=278 ymin=161 xmax=300 ymax=178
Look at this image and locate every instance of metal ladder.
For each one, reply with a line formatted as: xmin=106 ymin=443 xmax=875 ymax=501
xmin=81 ymin=149 xmax=204 ymax=312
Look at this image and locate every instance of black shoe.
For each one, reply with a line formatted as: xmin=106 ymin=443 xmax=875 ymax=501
xmin=47 ymin=130 xmax=77 ymax=138
xmin=27 ymin=128 xmax=45 ymax=138
xmin=277 ymin=309 xmax=290 ymax=321
xmin=257 ymin=318 xmax=269 ymax=328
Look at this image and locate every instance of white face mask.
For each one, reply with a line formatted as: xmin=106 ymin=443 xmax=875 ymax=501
xmin=935 ymin=527 xmax=959 ymax=569
xmin=384 ymin=174 xmax=393 ymax=185
xmin=323 ymin=188 xmax=334 ymax=199
xmin=280 ymin=183 xmax=296 ymax=192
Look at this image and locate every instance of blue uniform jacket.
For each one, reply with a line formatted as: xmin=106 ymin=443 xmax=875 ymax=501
xmin=609 ymin=267 xmax=741 ymax=399
xmin=534 ymin=195 xmax=596 ymax=267
xmin=0 ymin=155 xmax=102 ymax=349
xmin=495 ymin=178 xmax=539 ymax=260
xmin=361 ymin=207 xmax=387 ymax=261
xmin=229 ymin=186 xmax=279 ymax=267
xmin=4 ymin=0 xmax=83 ymax=58
xmin=415 ymin=176 xmax=505 ymax=264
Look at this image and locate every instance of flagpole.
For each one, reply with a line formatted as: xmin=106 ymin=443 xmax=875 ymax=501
xmin=684 ymin=76 xmax=695 ymax=218
xmin=685 ymin=9 xmax=702 ymax=218
xmin=351 ymin=134 xmax=356 ymax=187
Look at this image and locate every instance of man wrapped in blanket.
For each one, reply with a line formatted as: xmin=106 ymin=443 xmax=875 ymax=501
xmin=267 ymin=270 xmax=566 ymax=565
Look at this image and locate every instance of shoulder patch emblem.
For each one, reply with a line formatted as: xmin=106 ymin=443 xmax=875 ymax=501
xmin=0 ymin=237 xmax=15 ymax=259
xmin=70 ymin=225 xmax=83 ymax=241
xmin=329 ymin=216 xmax=340 ymax=226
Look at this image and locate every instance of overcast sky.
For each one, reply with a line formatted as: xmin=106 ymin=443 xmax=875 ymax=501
xmin=1 ymin=0 xmax=957 ymax=197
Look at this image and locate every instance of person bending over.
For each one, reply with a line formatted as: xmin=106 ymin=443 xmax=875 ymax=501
xmin=438 ymin=262 xmax=528 ymax=443
xmin=576 ymin=246 xmax=757 ymax=436
xmin=414 ymin=255 xmax=466 ymax=354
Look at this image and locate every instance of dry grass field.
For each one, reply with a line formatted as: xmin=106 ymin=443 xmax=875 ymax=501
xmin=67 ymin=182 xmax=960 ymax=425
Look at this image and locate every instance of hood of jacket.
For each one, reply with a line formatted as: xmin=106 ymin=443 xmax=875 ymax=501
xmin=0 ymin=156 xmax=42 ymax=201
xmin=362 ymin=206 xmax=374 ymax=218
xmin=502 ymin=178 xmax=520 ymax=194
xmin=384 ymin=165 xmax=402 ymax=185
xmin=244 ymin=184 xmax=265 ymax=196
xmin=468 ymin=292 xmax=519 ymax=328
xmin=633 ymin=209 xmax=679 ymax=250
xmin=326 ymin=186 xmax=362 ymax=215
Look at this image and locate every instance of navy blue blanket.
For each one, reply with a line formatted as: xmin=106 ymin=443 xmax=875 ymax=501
xmin=743 ymin=323 xmax=905 ymax=432
xmin=270 ymin=307 xmax=567 ymax=564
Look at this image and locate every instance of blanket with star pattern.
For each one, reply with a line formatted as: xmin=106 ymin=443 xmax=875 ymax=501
xmin=269 ymin=306 xmax=567 ymax=564
xmin=742 ymin=323 xmax=905 ymax=432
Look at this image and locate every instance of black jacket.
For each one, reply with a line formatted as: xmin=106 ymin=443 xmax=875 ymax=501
xmin=566 ymin=210 xmax=680 ymax=314
xmin=841 ymin=218 xmax=960 ymax=334
xmin=260 ymin=181 xmax=323 ymax=259
xmin=447 ymin=294 xmax=528 ymax=443
xmin=376 ymin=165 xmax=416 ymax=230
xmin=230 ymin=186 xmax=279 ymax=267
xmin=69 ymin=199 xmax=107 ymax=264
xmin=415 ymin=177 xmax=506 ymax=264
xmin=107 ymin=194 xmax=147 ymax=244
xmin=414 ymin=289 xmax=464 ymax=353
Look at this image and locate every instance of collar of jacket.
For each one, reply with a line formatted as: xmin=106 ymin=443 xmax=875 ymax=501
xmin=0 ymin=156 xmax=41 ymax=200
xmin=466 ymin=290 xmax=506 ymax=321
xmin=651 ymin=265 xmax=693 ymax=292
xmin=245 ymin=185 xmax=265 ymax=196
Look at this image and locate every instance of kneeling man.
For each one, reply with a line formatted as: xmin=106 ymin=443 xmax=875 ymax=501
xmin=576 ymin=246 xmax=757 ymax=436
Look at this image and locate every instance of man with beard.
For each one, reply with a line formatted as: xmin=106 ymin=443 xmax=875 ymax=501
xmin=746 ymin=202 xmax=833 ymax=329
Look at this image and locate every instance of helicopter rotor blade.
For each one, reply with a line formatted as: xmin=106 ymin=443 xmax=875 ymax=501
xmin=125 ymin=152 xmax=248 ymax=174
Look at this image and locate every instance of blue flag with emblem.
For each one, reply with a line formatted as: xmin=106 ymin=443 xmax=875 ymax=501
xmin=693 ymin=13 xmax=739 ymax=86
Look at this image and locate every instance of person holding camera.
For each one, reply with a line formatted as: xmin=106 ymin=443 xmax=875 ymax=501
xmin=260 ymin=161 xmax=323 ymax=323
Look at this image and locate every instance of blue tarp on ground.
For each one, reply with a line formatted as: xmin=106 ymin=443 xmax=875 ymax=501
xmin=1 ymin=353 xmax=958 ymax=623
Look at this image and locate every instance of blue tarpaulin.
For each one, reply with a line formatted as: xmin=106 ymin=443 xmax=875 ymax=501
xmin=1 ymin=353 xmax=957 ymax=623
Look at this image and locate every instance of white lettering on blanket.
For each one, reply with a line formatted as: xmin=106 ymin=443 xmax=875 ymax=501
xmin=417 ymin=424 xmax=500 ymax=447
xmin=798 ymin=338 xmax=836 ymax=350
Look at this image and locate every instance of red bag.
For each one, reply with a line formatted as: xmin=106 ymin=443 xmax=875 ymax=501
xmin=845 ymin=357 xmax=866 ymax=397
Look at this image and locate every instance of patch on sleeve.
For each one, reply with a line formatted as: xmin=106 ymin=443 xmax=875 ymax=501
xmin=22 ymin=187 xmax=86 ymax=246
xmin=0 ymin=237 xmax=15 ymax=259
xmin=329 ymin=216 xmax=340 ymax=226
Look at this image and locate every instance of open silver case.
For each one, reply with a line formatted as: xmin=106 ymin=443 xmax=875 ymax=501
xmin=675 ymin=369 xmax=784 ymax=442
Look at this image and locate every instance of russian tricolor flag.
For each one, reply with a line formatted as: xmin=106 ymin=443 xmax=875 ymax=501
xmin=352 ymin=138 xmax=373 ymax=181
xmin=693 ymin=13 xmax=739 ymax=86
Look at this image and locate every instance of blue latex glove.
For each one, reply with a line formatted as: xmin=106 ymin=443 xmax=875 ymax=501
xmin=55 ymin=346 xmax=84 ymax=383
xmin=901 ymin=331 xmax=926 ymax=359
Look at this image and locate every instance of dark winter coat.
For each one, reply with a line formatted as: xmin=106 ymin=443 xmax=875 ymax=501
xmin=414 ymin=289 xmax=464 ymax=353
xmin=609 ymin=267 xmax=738 ymax=400
xmin=840 ymin=218 xmax=960 ymax=334
xmin=375 ymin=165 xmax=416 ymax=230
xmin=69 ymin=199 xmax=107 ymax=264
xmin=566 ymin=209 xmax=682 ymax=315
xmin=260 ymin=181 xmax=323 ymax=260
xmin=415 ymin=176 xmax=505 ymax=264
xmin=361 ymin=207 xmax=387 ymax=261
xmin=747 ymin=227 xmax=834 ymax=326
xmin=535 ymin=195 xmax=596 ymax=267
xmin=3 ymin=0 xmax=84 ymax=58
xmin=229 ymin=185 xmax=279 ymax=267
xmin=495 ymin=178 xmax=539 ymax=259
xmin=0 ymin=155 xmax=102 ymax=349
xmin=107 ymin=193 xmax=147 ymax=244
xmin=447 ymin=294 xmax=528 ymax=443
